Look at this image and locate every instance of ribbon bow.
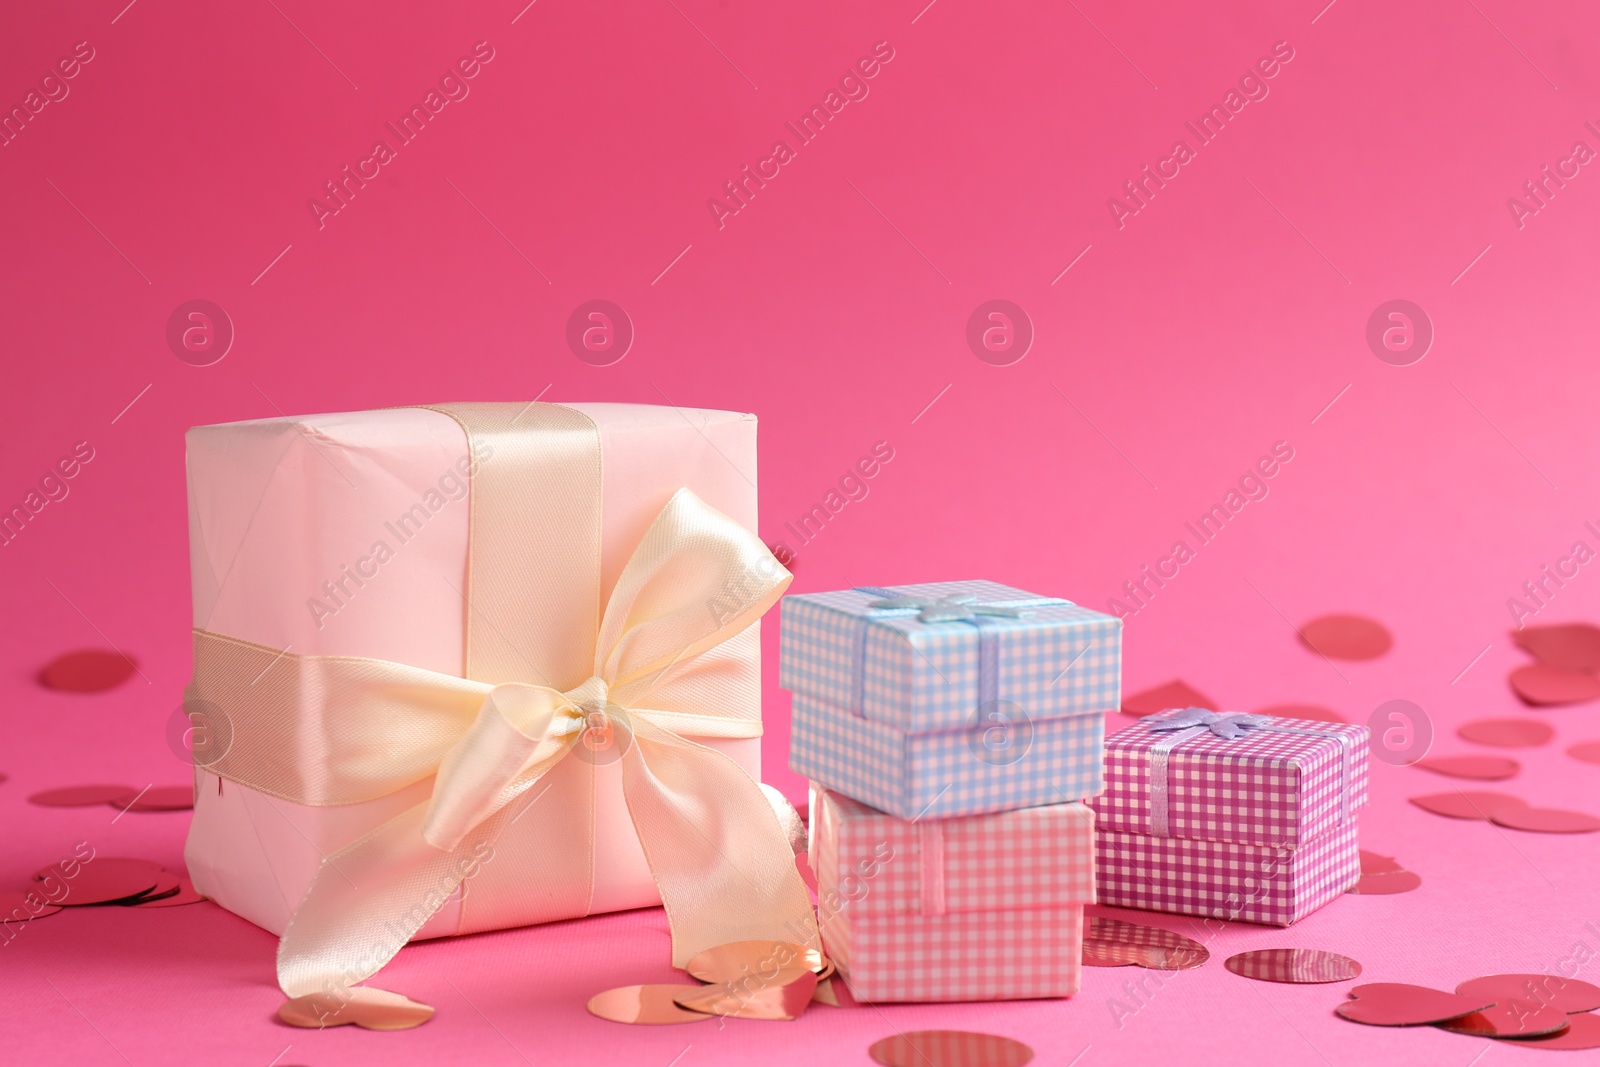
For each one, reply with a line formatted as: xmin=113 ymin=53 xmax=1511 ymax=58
xmin=866 ymin=593 xmax=1027 ymax=624
xmin=191 ymin=487 xmax=817 ymax=1000
xmin=1143 ymin=707 xmax=1270 ymax=740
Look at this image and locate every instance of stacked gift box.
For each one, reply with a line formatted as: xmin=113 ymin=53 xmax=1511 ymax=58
xmin=779 ymin=581 xmax=1122 ymax=1002
xmin=1092 ymin=708 xmax=1370 ymax=925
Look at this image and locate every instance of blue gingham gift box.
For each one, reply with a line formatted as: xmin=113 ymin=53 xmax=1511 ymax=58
xmin=780 ymin=580 xmax=1122 ymax=820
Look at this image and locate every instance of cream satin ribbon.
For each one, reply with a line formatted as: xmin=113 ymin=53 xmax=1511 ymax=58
xmin=186 ymin=402 xmax=818 ymax=1000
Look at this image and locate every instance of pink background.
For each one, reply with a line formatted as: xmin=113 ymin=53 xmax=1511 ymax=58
xmin=5 ymin=0 xmax=1600 ymax=1063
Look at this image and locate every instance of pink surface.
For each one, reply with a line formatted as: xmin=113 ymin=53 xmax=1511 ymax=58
xmin=5 ymin=0 xmax=1600 ymax=1064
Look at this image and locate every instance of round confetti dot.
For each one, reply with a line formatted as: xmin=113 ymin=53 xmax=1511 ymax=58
xmin=110 ymin=786 xmax=193 ymax=812
xmin=1510 ymin=664 xmax=1600 ymax=707
xmin=1436 ymin=1000 xmax=1572 ymax=1039
xmin=1408 ymin=791 xmax=1527 ymax=820
xmin=1503 ymin=1012 xmax=1600 ymax=1050
xmin=29 ymin=784 xmax=135 ymax=807
xmin=1513 ymin=623 xmax=1600 ymax=673
xmin=1457 ymin=973 xmax=1600 ymax=1015
xmin=40 ymin=650 xmax=138 ymax=692
xmin=586 ymin=985 xmax=712 ymax=1025
xmin=1299 ymin=615 xmax=1392 ymax=661
xmin=1225 ymin=948 xmax=1361 ymax=984
xmin=0 ymin=891 xmax=62 ymax=923
xmin=277 ymin=987 xmax=434 ymax=1031
xmin=1568 ymin=741 xmax=1600 ymax=765
xmin=1457 ymin=718 xmax=1554 ymax=748
xmin=1489 ymin=807 xmax=1600 ymax=834
xmin=1414 ymin=755 xmax=1520 ymax=780
xmin=1336 ymin=983 xmax=1493 ymax=1027
xmin=869 ymin=1031 xmax=1034 ymax=1067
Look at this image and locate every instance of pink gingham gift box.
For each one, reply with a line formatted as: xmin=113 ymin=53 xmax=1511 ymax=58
xmin=1090 ymin=709 xmax=1369 ymax=926
xmin=809 ymin=783 xmax=1094 ymax=1003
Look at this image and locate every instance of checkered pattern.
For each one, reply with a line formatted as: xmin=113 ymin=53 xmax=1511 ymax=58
xmin=810 ymin=785 xmax=1095 ymax=917
xmin=1093 ymin=717 xmax=1369 ymax=846
xmin=811 ymin=785 xmax=1092 ymax=1002
xmin=779 ymin=580 xmax=1122 ymax=734
xmin=790 ymin=694 xmax=1104 ymax=820
xmin=825 ymin=905 xmax=1085 ymax=1002
xmin=1095 ymin=818 xmax=1361 ymax=926
xmin=782 ymin=580 xmax=1117 ymax=819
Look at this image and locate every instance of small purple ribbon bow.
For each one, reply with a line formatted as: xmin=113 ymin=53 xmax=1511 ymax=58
xmin=865 ymin=594 xmax=1026 ymax=624
xmin=1143 ymin=707 xmax=1270 ymax=740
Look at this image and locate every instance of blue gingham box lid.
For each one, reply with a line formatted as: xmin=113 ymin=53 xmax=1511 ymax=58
xmin=779 ymin=580 xmax=1122 ymax=735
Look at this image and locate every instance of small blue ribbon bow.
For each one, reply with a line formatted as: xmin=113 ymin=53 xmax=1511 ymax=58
xmin=1143 ymin=707 xmax=1270 ymax=740
xmin=866 ymin=594 xmax=1027 ymax=624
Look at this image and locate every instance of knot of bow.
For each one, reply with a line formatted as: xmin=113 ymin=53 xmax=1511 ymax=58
xmin=1142 ymin=707 xmax=1270 ymax=740
xmin=866 ymin=593 xmax=1027 ymax=624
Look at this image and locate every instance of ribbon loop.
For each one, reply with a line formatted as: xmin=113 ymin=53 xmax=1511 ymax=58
xmin=225 ymin=446 xmax=814 ymax=997
xmin=1143 ymin=707 xmax=1270 ymax=740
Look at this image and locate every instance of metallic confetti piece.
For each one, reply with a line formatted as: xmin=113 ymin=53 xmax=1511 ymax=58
xmin=1359 ymin=850 xmax=1404 ymax=874
xmin=1510 ymin=664 xmax=1600 ymax=707
xmin=35 ymin=857 xmax=167 ymax=882
xmin=1436 ymin=1000 xmax=1572 ymax=1039
xmin=277 ymin=987 xmax=434 ymax=1031
xmin=1085 ymin=916 xmax=1208 ymax=970
xmin=0 ymin=891 xmax=63 ymax=923
xmin=40 ymin=649 xmax=138 ymax=692
xmin=109 ymin=785 xmax=193 ymax=812
xmin=1457 ymin=974 xmax=1600 ymax=1015
xmin=126 ymin=878 xmax=205 ymax=907
xmin=28 ymin=784 xmax=137 ymax=807
xmin=1408 ymin=791 xmax=1527 ymax=820
xmin=760 ymin=783 xmax=807 ymax=856
xmin=868 ymin=1031 xmax=1034 ymax=1067
xmin=673 ymin=970 xmax=818 ymax=1020
xmin=1299 ymin=615 xmax=1392 ymax=661
xmin=684 ymin=940 xmax=826 ymax=985
xmin=1458 ymin=718 xmax=1555 ymax=748
xmin=1513 ymin=623 xmax=1600 ymax=673
xmin=1489 ymin=807 xmax=1600 ymax=833
xmin=1347 ymin=870 xmax=1422 ymax=895
xmin=48 ymin=866 xmax=160 ymax=906
xmin=1225 ymin=948 xmax=1362 ymax=984
xmin=1497 ymin=1011 xmax=1600 ymax=1050
xmin=586 ymin=984 xmax=713 ymax=1025
xmin=1120 ymin=679 xmax=1216 ymax=717
xmin=1567 ymin=741 xmax=1600 ymax=765
xmin=1414 ymin=755 xmax=1520 ymax=780
xmin=1335 ymin=983 xmax=1494 ymax=1026
xmin=1254 ymin=703 xmax=1348 ymax=724
xmin=1082 ymin=944 xmax=1138 ymax=967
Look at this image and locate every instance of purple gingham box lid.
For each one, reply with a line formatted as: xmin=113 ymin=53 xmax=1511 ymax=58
xmin=811 ymin=785 xmax=1095 ymax=918
xmin=1090 ymin=714 xmax=1370 ymax=848
xmin=779 ymin=580 xmax=1122 ymax=735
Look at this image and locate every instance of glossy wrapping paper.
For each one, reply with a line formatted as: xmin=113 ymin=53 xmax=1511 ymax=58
xmin=182 ymin=403 xmax=765 ymax=941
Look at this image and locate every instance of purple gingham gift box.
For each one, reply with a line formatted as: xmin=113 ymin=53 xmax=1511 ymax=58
xmin=780 ymin=580 xmax=1121 ymax=820
xmin=1090 ymin=709 xmax=1370 ymax=925
xmin=810 ymin=784 xmax=1094 ymax=1002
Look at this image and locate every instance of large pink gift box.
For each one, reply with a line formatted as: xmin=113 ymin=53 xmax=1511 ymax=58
xmin=1091 ymin=711 xmax=1370 ymax=926
xmin=809 ymin=784 xmax=1094 ymax=1003
xmin=182 ymin=403 xmax=763 ymax=940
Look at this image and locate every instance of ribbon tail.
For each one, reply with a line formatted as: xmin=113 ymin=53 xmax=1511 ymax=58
xmin=277 ymin=800 xmax=487 ymax=998
xmin=278 ymin=741 xmax=572 ymax=998
xmin=621 ymin=715 xmax=819 ymax=966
